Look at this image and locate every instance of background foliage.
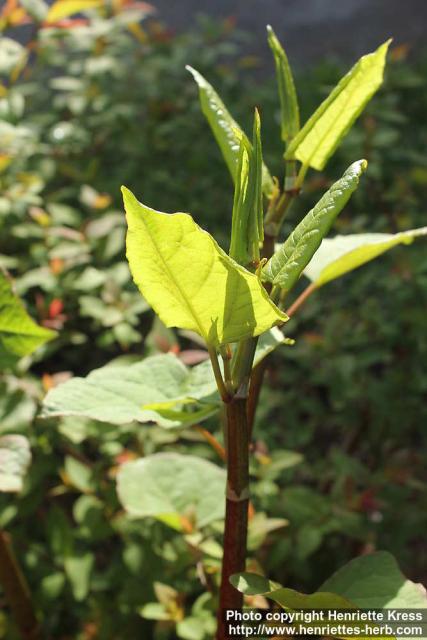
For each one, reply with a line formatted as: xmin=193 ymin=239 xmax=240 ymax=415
xmin=0 ymin=2 xmax=427 ymax=637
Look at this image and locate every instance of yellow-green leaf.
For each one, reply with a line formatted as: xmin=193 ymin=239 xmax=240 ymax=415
xmin=45 ymin=0 xmax=103 ymax=23
xmin=304 ymin=227 xmax=427 ymax=287
xmin=0 ymin=269 xmax=56 ymax=363
xmin=285 ymin=40 xmax=390 ymax=170
xmin=186 ymin=65 xmax=275 ymax=198
xmin=123 ymin=187 xmax=286 ymax=347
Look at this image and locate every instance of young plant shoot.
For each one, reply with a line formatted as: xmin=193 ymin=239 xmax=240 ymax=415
xmin=38 ymin=26 xmax=427 ymax=640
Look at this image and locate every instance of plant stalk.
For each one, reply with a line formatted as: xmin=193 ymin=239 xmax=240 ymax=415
xmin=216 ymin=396 xmax=249 ymax=640
xmin=0 ymin=530 xmax=40 ymax=640
xmin=285 ymin=282 xmax=317 ymax=317
xmin=246 ymin=162 xmax=308 ymax=433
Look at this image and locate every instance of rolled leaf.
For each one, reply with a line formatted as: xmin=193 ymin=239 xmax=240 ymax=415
xmin=229 ymin=110 xmax=264 ymax=265
xmin=263 ymin=159 xmax=367 ymax=293
xmin=267 ymin=25 xmax=299 ymax=143
xmin=123 ymin=187 xmax=286 ymax=347
xmin=285 ymin=40 xmax=390 ymax=170
xmin=186 ymin=66 xmax=275 ymax=198
xmin=304 ymin=227 xmax=427 ymax=287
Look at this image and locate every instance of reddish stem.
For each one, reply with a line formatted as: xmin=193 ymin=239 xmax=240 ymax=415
xmin=286 ymin=282 xmax=317 ymax=317
xmin=216 ymin=397 xmax=249 ymax=639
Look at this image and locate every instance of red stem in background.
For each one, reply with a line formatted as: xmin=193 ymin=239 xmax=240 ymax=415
xmin=0 ymin=530 xmax=40 ymax=640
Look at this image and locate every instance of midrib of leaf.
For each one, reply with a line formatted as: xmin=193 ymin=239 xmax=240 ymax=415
xmin=136 ymin=214 xmax=208 ymax=342
xmin=287 ymin=41 xmax=390 ymax=169
xmin=271 ymin=183 xmax=342 ymax=281
xmin=303 ymin=75 xmax=355 ymax=169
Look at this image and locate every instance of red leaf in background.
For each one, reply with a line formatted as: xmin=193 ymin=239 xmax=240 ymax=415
xmin=49 ymin=298 xmax=64 ymax=319
xmin=169 ymin=344 xmax=180 ymax=355
xmin=114 ymin=450 xmax=138 ymax=465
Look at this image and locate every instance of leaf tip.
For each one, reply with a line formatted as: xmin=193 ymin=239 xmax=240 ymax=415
xmin=185 ymin=65 xmax=198 ymax=81
xmin=349 ymin=159 xmax=368 ymax=177
xmin=121 ymin=185 xmax=134 ymax=205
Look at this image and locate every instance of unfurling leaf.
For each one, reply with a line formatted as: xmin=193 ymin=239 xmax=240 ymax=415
xmin=186 ymin=66 xmax=275 ymax=197
xmin=123 ymin=187 xmax=286 ymax=347
xmin=267 ymin=25 xmax=299 ymax=143
xmin=117 ymin=453 xmax=226 ymax=531
xmin=0 ymin=269 xmax=56 ymax=362
xmin=304 ymin=227 xmax=427 ymax=287
xmin=229 ymin=110 xmax=264 ymax=266
xmin=263 ymin=160 xmax=367 ymax=294
xmin=285 ymin=41 xmax=390 ymax=170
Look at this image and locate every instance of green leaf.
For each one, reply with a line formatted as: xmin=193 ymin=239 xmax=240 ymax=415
xmin=19 ymin=0 xmax=49 ymax=21
xmin=0 ymin=435 xmax=31 ymax=493
xmin=267 ymin=25 xmax=299 ymax=143
xmin=229 ymin=110 xmax=264 ymax=265
xmin=116 ymin=453 xmax=226 ymax=531
xmin=254 ymin=327 xmax=294 ymax=364
xmin=247 ymin=512 xmax=288 ymax=551
xmin=233 ymin=553 xmax=427 ymax=639
xmin=40 ymin=573 xmax=65 ymax=600
xmin=139 ymin=603 xmax=171 ymax=621
xmin=123 ymin=187 xmax=286 ymax=347
xmin=0 ymin=39 xmax=28 ymax=76
xmin=285 ymin=40 xmax=390 ymax=170
xmin=186 ymin=66 xmax=275 ymax=197
xmin=263 ymin=160 xmax=367 ymax=293
xmin=320 ymin=551 xmax=427 ymax=609
xmin=42 ymin=331 xmax=289 ymax=426
xmin=64 ymin=456 xmax=93 ymax=493
xmin=304 ymin=227 xmax=427 ymax=287
xmin=177 ymin=617 xmax=205 ymax=640
xmin=0 ymin=270 xmax=55 ymax=362
xmin=230 ymin=572 xmax=279 ymax=596
xmin=64 ymin=553 xmax=94 ymax=602
xmin=42 ymin=353 xmax=218 ymax=428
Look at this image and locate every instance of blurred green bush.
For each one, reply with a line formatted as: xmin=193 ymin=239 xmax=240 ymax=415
xmin=1 ymin=2 xmax=427 ymax=637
